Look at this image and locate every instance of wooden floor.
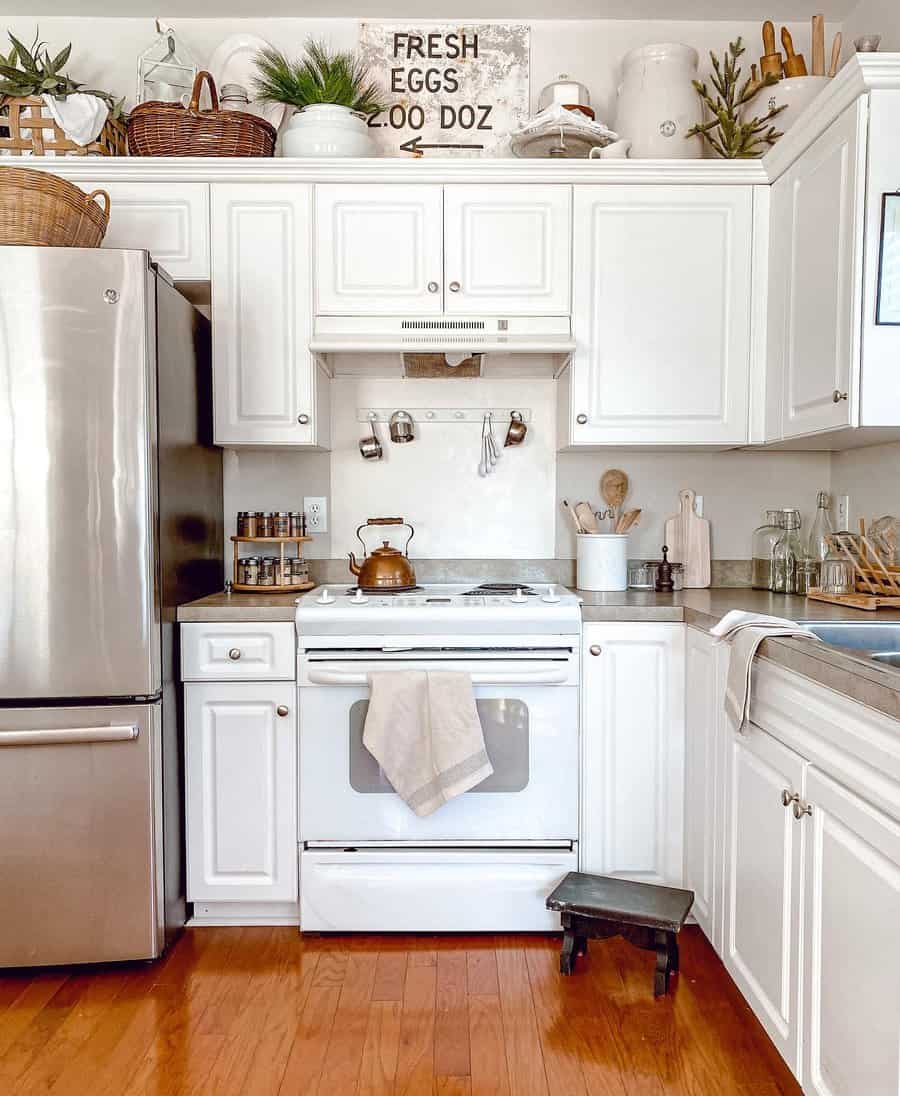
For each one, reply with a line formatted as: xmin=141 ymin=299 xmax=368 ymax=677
xmin=0 ymin=926 xmax=800 ymax=1095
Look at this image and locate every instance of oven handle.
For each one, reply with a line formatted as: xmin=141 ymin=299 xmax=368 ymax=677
xmin=305 ymin=668 xmax=571 ymax=686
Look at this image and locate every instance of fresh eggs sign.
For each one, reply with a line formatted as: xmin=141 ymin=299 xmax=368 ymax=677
xmin=357 ymin=24 xmax=530 ymax=156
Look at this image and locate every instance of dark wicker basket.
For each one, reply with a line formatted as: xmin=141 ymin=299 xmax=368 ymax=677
xmin=0 ymin=167 xmax=109 ymax=247
xmin=127 ymin=70 xmax=276 ymax=157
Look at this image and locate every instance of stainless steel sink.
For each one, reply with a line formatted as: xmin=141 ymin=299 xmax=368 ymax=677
xmin=796 ymin=621 xmax=900 ymax=667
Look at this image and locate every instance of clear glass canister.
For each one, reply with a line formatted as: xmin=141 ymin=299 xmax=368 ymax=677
xmin=795 ymin=558 xmax=820 ymax=596
xmin=773 ymin=509 xmax=803 ymax=594
xmin=752 ymin=509 xmax=784 ymax=590
xmin=820 ymin=551 xmax=855 ymax=596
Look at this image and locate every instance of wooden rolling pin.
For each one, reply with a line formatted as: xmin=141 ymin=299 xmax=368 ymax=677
xmin=782 ymin=26 xmax=808 ymax=77
xmin=812 ymin=14 xmax=825 ymax=76
xmin=760 ymin=20 xmax=784 ymax=78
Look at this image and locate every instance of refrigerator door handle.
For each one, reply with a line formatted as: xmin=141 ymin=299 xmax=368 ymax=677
xmin=0 ymin=725 xmax=139 ymax=747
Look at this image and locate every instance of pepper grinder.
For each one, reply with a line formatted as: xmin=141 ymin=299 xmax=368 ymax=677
xmin=656 ymin=545 xmax=675 ymax=593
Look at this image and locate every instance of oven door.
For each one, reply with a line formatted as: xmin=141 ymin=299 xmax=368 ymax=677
xmin=298 ymin=650 xmax=578 ymax=844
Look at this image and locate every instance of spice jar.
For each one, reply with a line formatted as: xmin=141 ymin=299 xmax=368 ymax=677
xmin=259 ymin=557 xmax=276 ymax=586
xmin=274 ymin=511 xmax=291 ymax=538
xmin=242 ymin=557 xmax=260 ymax=586
xmin=290 ymin=511 xmax=305 ymax=537
xmin=670 ymin=562 xmax=685 ymax=591
xmin=291 ymin=558 xmax=310 ymax=582
xmin=259 ymin=512 xmax=274 ymax=538
xmin=237 ymin=511 xmax=259 ymax=537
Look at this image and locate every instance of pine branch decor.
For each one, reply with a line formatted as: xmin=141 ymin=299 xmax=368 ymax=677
xmin=687 ymin=37 xmax=785 ymax=158
xmin=253 ymin=40 xmax=385 ymax=116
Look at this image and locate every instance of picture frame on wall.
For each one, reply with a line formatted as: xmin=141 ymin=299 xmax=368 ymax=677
xmin=875 ymin=192 xmax=900 ymax=325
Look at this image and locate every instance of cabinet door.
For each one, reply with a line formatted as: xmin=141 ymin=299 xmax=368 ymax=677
xmin=684 ymin=628 xmax=719 ymax=944
xmin=723 ymin=725 xmax=805 ymax=1077
xmin=773 ymin=100 xmax=867 ymax=438
xmin=443 ymin=184 xmax=571 ymax=314
xmin=83 ymin=180 xmax=210 ymax=280
xmin=314 ymin=183 xmax=443 ymax=315
xmin=185 ymin=681 xmax=297 ymax=903
xmin=581 ymin=623 xmax=685 ymax=885
xmin=211 ymin=184 xmax=321 ymax=446
xmin=570 ymin=185 xmax=753 ymax=445
xmin=803 ymin=768 xmax=900 ymax=1096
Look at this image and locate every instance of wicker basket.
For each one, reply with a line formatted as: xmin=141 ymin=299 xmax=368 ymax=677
xmin=0 ymin=167 xmax=110 ymax=247
xmin=0 ymin=96 xmax=126 ymax=157
xmin=127 ymin=70 xmax=276 ymax=157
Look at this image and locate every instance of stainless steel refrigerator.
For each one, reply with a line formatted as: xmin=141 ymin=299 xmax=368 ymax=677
xmin=0 ymin=246 xmax=223 ymax=967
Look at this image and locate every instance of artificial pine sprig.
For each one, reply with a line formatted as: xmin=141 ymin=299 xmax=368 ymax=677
xmin=687 ymin=37 xmax=785 ymax=158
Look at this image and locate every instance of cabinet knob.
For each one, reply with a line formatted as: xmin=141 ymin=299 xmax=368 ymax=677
xmin=297 ymin=413 xmax=310 ymax=425
xmin=576 ymin=413 xmax=588 ymax=425
xmin=792 ymin=799 xmax=812 ymax=820
xmin=427 ymin=281 xmax=439 ymax=293
xmin=589 ymin=644 xmax=602 ymax=656
xmin=781 ymin=789 xmax=799 ymax=808
xmin=276 ymin=704 xmax=289 ymax=717
xmin=228 ymin=648 xmax=241 ymax=661
xmin=832 ymin=389 xmax=848 ymax=403
xmin=449 ymin=281 xmax=461 ymax=293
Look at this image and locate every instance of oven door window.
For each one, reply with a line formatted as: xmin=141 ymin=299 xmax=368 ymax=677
xmin=348 ymin=698 xmax=529 ymax=794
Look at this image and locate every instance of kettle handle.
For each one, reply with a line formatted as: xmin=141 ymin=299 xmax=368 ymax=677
xmin=356 ymin=518 xmax=415 ymax=556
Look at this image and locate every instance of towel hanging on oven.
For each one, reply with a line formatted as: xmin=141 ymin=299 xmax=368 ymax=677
xmin=363 ymin=670 xmax=493 ymax=817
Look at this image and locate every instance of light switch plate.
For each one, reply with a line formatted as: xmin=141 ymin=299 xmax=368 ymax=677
xmin=304 ymin=497 xmax=328 ymax=534
xmin=836 ymin=494 xmax=850 ymax=530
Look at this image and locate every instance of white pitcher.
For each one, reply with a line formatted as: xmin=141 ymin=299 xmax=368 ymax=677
xmin=614 ymin=43 xmax=703 ymax=159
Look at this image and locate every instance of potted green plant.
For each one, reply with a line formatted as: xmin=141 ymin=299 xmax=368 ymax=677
xmin=253 ymin=39 xmax=384 ymax=157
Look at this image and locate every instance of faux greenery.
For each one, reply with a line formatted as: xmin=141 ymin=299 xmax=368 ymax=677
xmin=253 ymin=39 xmax=384 ymax=115
xmin=686 ymin=38 xmax=785 ymax=158
xmin=0 ymin=29 xmax=126 ymax=119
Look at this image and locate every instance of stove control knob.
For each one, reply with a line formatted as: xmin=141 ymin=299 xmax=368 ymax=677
xmin=589 ymin=644 xmax=602 ymax=656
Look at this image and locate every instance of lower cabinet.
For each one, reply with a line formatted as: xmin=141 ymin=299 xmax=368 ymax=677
xmin=184 ymin=680 xmax=297 ymax=906
xmin=581 ymin=622 xmax=685 ymax=885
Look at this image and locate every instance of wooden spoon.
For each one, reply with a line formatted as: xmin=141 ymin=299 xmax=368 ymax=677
xmin=575 ymin=502 xmax=601 ymax=534
xmin=600 ymin=469 xmax=629 ymax=527
xmin=616 ymin=508 xmax=642 ymax=534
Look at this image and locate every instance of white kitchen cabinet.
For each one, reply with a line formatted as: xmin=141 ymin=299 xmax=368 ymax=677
xmin=566 ymin=185 xmax=753 ymax=446
xmin=581 ymin=623 xmax=685 ymax=886
xmin=314 ymin=183 xmax=443 ymax=315
xmin=802 ymin=767 xmax=900 ymax=1096
xmin=767 ymin=100 xmax=867 ymax=439
xmin=211 ymin=184 xmax=328 ymax=447
xmin=723 ymin=724 xmax=806 ymax=1077
xmin=442 ymin=184 xmax=571 ymax=315
xmin=83 ymin=180 xmax=210 ymax=280
xmin=185 ymin=680 xmax=297 ymax=905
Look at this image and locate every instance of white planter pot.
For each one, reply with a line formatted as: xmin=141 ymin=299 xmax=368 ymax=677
xmin=280 ymin=104 xmax=378 ymax=158
xmin=614 ymin=43 xmax=703 ymax=159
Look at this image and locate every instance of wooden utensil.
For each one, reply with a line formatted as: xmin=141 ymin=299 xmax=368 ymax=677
xmin=562 ymin=499 xmax=583 ymax=535
xmin=760 ymin=20 xmax=784 ymax=79
xmin=600 ymin=469 xmax=629 ymax=526
xmin=575 ymin=502 xmax=601 ymax=534
xmin=828 ymin=32 xmax=842 ymax=76
xmin=811 ymin=14 xmax=825 ymax=76
xmin=781 ymin=26 xmax=808 ymax=77
xmin=664 ymin=489 xmax=711 ymax=589
xmin=615 ymin=508 xmax=642 ymax=534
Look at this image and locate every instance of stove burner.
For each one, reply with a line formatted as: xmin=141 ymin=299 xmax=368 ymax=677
xmin=345 ymin=585 xmax=424 ymax=596
xmin=461 ymin=583 xmax=537 ymax=597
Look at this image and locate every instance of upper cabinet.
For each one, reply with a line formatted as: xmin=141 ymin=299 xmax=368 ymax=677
xmin=564 ymin=185 xmax=754 ymax=447
xmin=767 ymin=100 xmax=867 ymax=440
xmin=314 ymin=182 xmax=571 ymax=316
xmin=211 ymin=183 xmax=329 ymax=448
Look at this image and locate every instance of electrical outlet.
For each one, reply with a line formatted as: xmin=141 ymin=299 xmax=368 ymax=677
xmin=836 ymin=494 xmax=851 ymax=530
xmin=304 ymin=497 xmax=327 ymax=534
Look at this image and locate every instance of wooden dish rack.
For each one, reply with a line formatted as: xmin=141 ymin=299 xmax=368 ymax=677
xmin=807 ymin=520 xmax=900 ymax=611
xmin=230 ymin=535 xmax=314 ymax=595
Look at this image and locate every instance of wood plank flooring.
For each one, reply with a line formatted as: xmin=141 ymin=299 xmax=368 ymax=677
xmin=0 ymin=927 xmax=800 ymax=1095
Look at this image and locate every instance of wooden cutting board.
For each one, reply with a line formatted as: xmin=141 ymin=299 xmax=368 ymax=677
xmin=664 ymin=489 xmax=711 ymax=588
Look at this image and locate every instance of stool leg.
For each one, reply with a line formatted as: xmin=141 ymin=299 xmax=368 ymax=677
xmin=667 ymin=932 xmax=679 ymax=974
xmin=574 ymin=935 xmax=588 ymax=957
xmin=560 ymin=931 xmax=578 ymax=975
xmin=654 ymin=930 xmax=671 ymax=997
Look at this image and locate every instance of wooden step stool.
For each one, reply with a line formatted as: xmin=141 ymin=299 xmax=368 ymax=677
xmin=546 ymin=872 xmax=694 ymax=996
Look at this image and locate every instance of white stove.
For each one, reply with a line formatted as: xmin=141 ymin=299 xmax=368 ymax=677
xmin=294 ymin=580 xmax=582 ymax=933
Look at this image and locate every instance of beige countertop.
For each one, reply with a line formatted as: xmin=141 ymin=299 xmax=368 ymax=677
xmin=178 ymin=586 xmax=900 ymax=720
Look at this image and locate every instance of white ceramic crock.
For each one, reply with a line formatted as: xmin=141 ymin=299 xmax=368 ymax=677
xmin=614 ymin=43 xmax=703 ymax=159
xmin=763 ymin=75 xmax=830 ymax=137
xmin=280 ymin=103 xmax=378 ymax=158
xmin=576 ymin=534 xmax=629 ymax=592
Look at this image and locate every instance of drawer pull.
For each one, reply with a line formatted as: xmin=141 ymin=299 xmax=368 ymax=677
xmin=276 ymin=704 xmax=289 ymax=717
xmin=589 ymin=645 xmax=602 ymax=656
xmin=228 ymin=648 xmax=242 ymax=661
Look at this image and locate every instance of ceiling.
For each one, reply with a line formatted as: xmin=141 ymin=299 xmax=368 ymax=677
xmin=6 ymin=1 xmax=858 ymax=19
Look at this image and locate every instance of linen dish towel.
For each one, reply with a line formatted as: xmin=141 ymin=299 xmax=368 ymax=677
xmin=363 ymin=670 xmax=493 ymax=817
xmin=710 ymin=610 xmax=821 ymax=732
xmin=42 ymin=93 xmax=109 ymax=147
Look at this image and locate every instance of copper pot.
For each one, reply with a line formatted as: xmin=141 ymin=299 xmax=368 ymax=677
xmin=348 ymin=518 xmax=417 ymax=590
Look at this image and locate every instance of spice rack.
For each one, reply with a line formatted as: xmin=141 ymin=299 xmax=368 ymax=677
xmin=230 ymin=536 xmax=314 ymax=594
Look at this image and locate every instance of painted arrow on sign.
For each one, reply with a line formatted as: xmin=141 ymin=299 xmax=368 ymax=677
xmin=399 ymin=136 xmax=485 ymax=154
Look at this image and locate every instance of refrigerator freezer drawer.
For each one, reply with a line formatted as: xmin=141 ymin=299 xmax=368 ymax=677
xmin=0 ymin=703 xmax=163 ymax=967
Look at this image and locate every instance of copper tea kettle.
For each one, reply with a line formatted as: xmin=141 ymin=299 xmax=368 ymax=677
xmin=348 ymin=518 xmax=417 ymax=591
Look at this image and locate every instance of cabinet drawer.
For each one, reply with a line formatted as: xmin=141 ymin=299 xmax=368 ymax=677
xmin=181 ymin=623 xmax=295 ymax=681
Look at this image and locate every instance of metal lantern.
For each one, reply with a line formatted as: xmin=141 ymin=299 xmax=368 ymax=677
xmin=136 ymin=20 xmax=198 ymax=105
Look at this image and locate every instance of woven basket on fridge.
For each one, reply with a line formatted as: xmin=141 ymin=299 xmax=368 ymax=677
xmin=0 ymin=96 xmax=126 ymax=157
xmin=127 ymin=70 xmax=276 ymax=157
xmin=0 ymin=167 xmax=110 ymax=247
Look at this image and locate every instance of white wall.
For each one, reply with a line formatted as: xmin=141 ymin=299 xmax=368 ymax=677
xmin=842 ymin=0 xmax=900 ymax=52
xmin=831 ymin=441 xmax=900 ymax=526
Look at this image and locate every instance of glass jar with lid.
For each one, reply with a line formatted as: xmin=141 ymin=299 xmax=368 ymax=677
xmin=773 ymin=509 xmax=803 ymax=594
xmin=752 ymin=510 xmax=784 ymax=590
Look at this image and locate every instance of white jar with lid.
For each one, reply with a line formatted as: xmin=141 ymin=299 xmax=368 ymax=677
xmin=614 ymin=43 xmax=703 ymax=159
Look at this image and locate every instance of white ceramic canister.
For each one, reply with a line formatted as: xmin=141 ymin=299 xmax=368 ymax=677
xmin=576 ymin=534 xmax=629 ymax=592
xmin=614 ymin=43 xmax=703 ymax=159
xmin=280 ymin=103 xmax=378 ymax=158
xmin=763 ymin=75 xmax=830 ymax=137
